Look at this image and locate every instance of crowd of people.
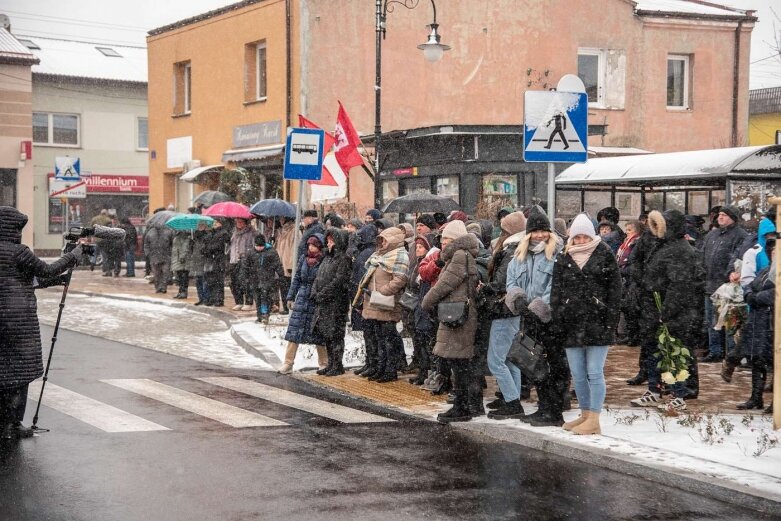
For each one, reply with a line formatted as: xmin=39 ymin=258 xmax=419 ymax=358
xmin=108 ymin=201 xmax=775 ymax=434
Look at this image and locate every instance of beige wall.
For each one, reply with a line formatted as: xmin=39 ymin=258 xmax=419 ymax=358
xmin=0 ymin=63 xmax=34 ymax=245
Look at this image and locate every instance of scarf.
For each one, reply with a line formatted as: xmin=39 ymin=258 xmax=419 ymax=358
xmin=616 ymin=232 xmax=638 ymax=263
xmin=530 ymin=240 xmax=546 ymax=254
xmin=305 ymin=248 xmax=323 ymax=267
xmin=358 ymin=245 xmax=410 ymax=289
xmin=567 ymin=237 xmax=602 ymax=269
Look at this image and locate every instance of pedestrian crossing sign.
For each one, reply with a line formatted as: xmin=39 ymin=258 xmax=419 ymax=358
xmin=523 ymin=90 xmax=588 ymax=163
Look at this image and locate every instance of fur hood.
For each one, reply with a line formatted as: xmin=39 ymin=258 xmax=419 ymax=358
xmin=441 ymin=233 xmax=481 ymax=263
xmin=650 ymin=209 xmax=686 ymax=240
xmin=649 ymin=210 xmax=666 ymax=239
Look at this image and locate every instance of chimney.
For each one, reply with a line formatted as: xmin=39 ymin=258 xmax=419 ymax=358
xmin=0 ymin=15 xmax=11 ymax=32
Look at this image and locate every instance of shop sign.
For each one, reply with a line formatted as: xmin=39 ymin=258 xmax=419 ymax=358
xmin=232 ymin=120 xmax=282 ymax=148
xmin=393 ymin=167 xmax=418 ymax=176
xmin=47 ymin=173 xmax=149 ymax=194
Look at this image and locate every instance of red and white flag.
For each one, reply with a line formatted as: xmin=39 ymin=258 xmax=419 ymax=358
xmin=297 ymin=114 xmax=338 ymax=186
xmin=333 ymin=101 xmax=364 ymax=175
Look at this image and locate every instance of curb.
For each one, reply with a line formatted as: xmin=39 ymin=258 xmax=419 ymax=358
xmin=452 ymin=421 xmax=781 ymax=517
xmin=229 ymin=324 xmax=283 ymax=367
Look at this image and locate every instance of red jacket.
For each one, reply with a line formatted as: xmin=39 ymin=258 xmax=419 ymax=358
xmin=418 ymin=250 xmax=442 ymax=283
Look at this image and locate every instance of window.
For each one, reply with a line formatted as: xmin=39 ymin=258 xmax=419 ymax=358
xmin=667 ymin=55 xmax=690 ymax=109
xmin=96 ymin=46 xmax=121 ymax=57
xmin=244 ymin=40 xmax=267 ymax=102
xmin=257 ymin=42 xmax=267 ymax=99
xmin=32 ymin=112 xmax=79 ymax=146
xmin=137 ymin=117 xmax=148 ymax=150
xmin=173 ymin=61 xmax=192 ymax=115
xmin=578 ymin=48 xmax=604 ymax=106
xmin=18 ymin=38 xmax=40 ymax=50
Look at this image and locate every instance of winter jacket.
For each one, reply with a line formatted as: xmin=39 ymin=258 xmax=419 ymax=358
xmin=284 ymin=245 xmax=325 ymax=345
xmin=119 ymin=222 xmax=138 ymax=253
xmin=171 ymin=232 xmax=193 ymax=272
xmin=349 ymin=224 xmax=378 ymax=332
xmin=506 ymin=236 xmax=560 ymax=305
xmin=421 ymin=233 xmax=480 ymax=359
xmin=418 ymin=249 xmax=442 ymax=283
xmin=598 ymin=221 xmax=625 ymax=254
xmin=311 ymin=229 xmax=353 ymax=340
xmin=229 ymin=226 xmax=255 ymax=265
xmin=702 ymin=223 xmax=748 ymax=294
xmin=478 ymin=231 xmax=525 ymax=319
xmin=297 ymin=220 xmax=325 ymax=260
xmin=276 ymin=221 xmax=296 ymax=275
xmin=143 ymin=226 xmax=173 ymax=265
xmin=550 ymin=241 xmax=622 ymax=348
xmin=0 ymin=207 xmax=79 ymax=389
xmin=242 ymin=245 xmax=284 ymax=290
xmin=202 ymin=227 xmax=230 ymax=273
xmin=360 ymin=227 xmax=409 ymax=323
xmin=188 ymin=230 xmax=208 ymax=277
xmin=641 ymin=210 xmax=706 ymax=348
xmin=741 ymin=266 xmax=775 ymax=362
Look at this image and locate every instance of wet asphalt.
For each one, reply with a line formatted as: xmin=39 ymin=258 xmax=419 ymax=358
xmin=0 ymin=326 xmax=777 ymax=521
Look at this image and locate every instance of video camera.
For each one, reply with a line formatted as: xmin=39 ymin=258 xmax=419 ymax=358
xmin=63 ymin=224 xmax=126 ymax=257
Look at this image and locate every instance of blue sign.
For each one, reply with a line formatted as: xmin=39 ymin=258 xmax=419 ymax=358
xmin=283 ymin=128 xmax=325 ymax=181
xmin=55 ymin=156 xmax=81 ymax=180
xmin=523 ymin=91 xmax=588 ymax=163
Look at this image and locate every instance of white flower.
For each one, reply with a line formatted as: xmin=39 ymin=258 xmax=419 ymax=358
xmin=676 ymin=369 xmax=690 ymax=382
xmin=661 ymin=372 xmax=676 ymax=385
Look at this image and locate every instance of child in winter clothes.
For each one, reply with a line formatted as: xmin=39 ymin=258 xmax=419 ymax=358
xmin=242 ymin=234 xmax=285 ymax=324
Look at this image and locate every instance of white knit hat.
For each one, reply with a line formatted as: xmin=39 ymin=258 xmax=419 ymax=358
xmin=441 ymin=219 xmax=468 ymax=240
xmin=568 ymin=214 xmax=597 ymax=240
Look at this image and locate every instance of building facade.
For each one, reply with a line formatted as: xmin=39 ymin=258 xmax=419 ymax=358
xmin=749 ymin=87 xmax=781 ymax=146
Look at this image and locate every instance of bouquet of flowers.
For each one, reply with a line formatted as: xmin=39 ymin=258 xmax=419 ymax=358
xmin=653 ymin=292 xmax=692 ymax=385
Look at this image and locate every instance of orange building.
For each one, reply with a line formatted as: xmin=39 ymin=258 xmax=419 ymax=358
xmin=147 ymin=0 xmax=755 ymax=214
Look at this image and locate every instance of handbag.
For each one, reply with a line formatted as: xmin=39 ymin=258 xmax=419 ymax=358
xmin=399 ymin=289 xmax=419 ymax=312
xmin=369 ymin=276 xmax=396 ymax=311
xmin=437 ymin=256 xmax=475 ymax=328
xmin=507 ymin=324 xmax=549 ymax=383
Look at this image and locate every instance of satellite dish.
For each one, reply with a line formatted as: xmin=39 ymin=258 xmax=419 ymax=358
xmin=557 ymin=74 xmax=586 ymax=94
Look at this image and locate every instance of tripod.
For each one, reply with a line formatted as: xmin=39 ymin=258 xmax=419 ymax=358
xmin=30 ymin=267 xmax=74 ymax=433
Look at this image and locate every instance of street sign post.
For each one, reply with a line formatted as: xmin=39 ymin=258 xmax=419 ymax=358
xmin=49 ymin=178 xmax=86 ymax=199
xmin=55 ymin=156 xmax=81 ymax=181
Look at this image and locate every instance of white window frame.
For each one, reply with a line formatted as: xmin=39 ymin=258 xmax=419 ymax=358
xmin=256 ymin=42 xmax=267 ymax=101
xmin=32 ymin=112 xmax=80 ymax=148
xmin=578 ymin=48 xmax=606 ymax=108
xmin=136 ymin=117 xmax=149 ymax=151
xmin=183 ymin=63 xmax=192 ymax=114
xmin=667 ymin=54 xmax=690 ymax=110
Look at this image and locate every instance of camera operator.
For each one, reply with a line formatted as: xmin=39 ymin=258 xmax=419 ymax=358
xmin=0 ymin=206 xmax=82 ymax=440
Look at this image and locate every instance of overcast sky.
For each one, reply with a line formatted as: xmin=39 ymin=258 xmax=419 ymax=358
xmin=2 ymin=0 xmax=780 ymax=89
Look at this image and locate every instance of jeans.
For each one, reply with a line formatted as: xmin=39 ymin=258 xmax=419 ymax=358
xmin=125 ymin=249 xmax=135 ymax=276
xmin=565 ymin=346 xmax=609 ymax=412
xmin=195 ymin=275 xmax=209 ymax=303
xmin=487 ymin=317 xmax=522 ymax=402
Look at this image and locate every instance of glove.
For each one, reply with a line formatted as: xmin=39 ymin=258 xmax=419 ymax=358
xmin=287 ymin=300 xmax=295 ymax=311
xmin=504 ymin=287 xmax=528 ymax=315
xmin=435 ymin=259 xmax=445 ymax=268
xmin=744 ymin=292 xmax=756 ymax=306
xmin=527 ymin=297 xmax=552 ymax=324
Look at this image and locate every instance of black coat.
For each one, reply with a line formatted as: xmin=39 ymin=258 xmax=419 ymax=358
xmin=311 ymin=229 xmax=353 ymax=340
xmin=550 ymin=241 xmax=622 ymax=348
xmin=702 ymin=223 xmax=748 ymax=294
xmin=741 ymin=267 xmax=774 ymax=362
xmin=478 ymin=233 xmax=524 ymax=319
xmin=0 ymin=207 xmax=78 ymax=389
xmin=203 ymin=227 xmax=230 ymax=273
xmin=242 ymin=245 xmax=284 ymax=290
xmin=349 ymin=224 xmax=378 ymax=332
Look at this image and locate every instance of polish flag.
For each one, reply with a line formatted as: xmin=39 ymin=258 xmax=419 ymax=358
xmin=298 ymin=114 xmax=338 ymax=186
xmin=334 ymin=101 xmax=364 ymax=175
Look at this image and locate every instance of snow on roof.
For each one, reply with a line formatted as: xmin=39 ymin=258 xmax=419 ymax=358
xmin=634 ymin=0 xmax=750 ymax=18
xmin=18 ymin=35 xmax=146 ymax=84
xmin=0 ymin=28 xmax=38 ymax=65
xmin=556 ymin=146 xmax=781 ymax=184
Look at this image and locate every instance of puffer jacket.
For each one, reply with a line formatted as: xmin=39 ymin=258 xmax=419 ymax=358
xmin=0 ymin=206 xmax=79 ymax=389
xmin=360 ymin=227 xmax=409 ymax=323
xmin=741 ymin=266 xmax=775 ymax=362
xmin=202 ymin=226 xmax=230 ymax=273
xmin=702 ymin=222 xmax=748 ymax=294
xmin=421 ymin=233 xmax=480 ymax=359
xmin=284 ymin=234 xmax=325 ymax=345
xmin=311 ymin=229 xmax=353 ymax=340
xmin=242 ymin=244 xmax=284 ymax=290
xmin=478 ymin=231 xmax=525 ymax=319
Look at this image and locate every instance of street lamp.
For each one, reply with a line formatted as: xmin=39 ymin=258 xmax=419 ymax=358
xmin=373 ymin=0 xmax=450 ymax=210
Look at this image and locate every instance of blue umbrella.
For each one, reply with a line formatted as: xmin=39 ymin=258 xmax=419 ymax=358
xmin=165 ymin=213 xmax=215 ymax=231
xmin=250 ymin=199 xmax=296 ymax=218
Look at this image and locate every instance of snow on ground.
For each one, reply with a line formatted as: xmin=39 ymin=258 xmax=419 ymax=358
xmin=36 ymin=292 xmax=271 ymax=371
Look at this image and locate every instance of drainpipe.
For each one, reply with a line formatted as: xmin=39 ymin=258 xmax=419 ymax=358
xmin=731 ymin=20 xmax=743 ymax=148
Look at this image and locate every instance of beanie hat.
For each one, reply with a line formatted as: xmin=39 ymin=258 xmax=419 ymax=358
xmin=500 ymin=211 xmax=527 ymax=235
xmin=720 ymin=205 xmax=739 ymax=223
xmin=448 ymin=210 xmax=468 ymax=223
xmin=416 ymin=214 xmax=437 ymax=231
xmin=254 ymin=233 xmax=267 ymax=246
xmin=348 ymin=218 xmax=363 ymax=229
xmin=525 ymin=210 xmax=551 ymax=233
xmin=441 ymin=220 xmax=468 ymax=241
xmin=568 ymin=214 xmax=597 ymax=240
xmin=366 ymin=209 xmax=382 ymax=221
xmin=306 ymin=235 xmax=323 ymax=247
xmin=466 ymin=222 xmax=482 ymax=237
xmin=497 ymin=207 xmax=512 ymax=221
xmin=415 ymin=236 xmax=431 ymax=251
xmin=303 ymin=209 xmax=318 ymax=218
xmin=433 ymin=212 xmax=447 ymax=226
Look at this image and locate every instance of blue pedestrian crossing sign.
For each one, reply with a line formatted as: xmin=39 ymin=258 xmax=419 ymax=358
xmin=523 ymin=91 xmax=588 ymax=163
xmin=55 ymin=156 xmax=81 ymax=181
xmin=283 ymin=127 xmax=325 ymax=181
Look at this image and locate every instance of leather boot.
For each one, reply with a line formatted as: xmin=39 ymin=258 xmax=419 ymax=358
xmin=353 ymin=365 xmax=369 ymax=375
xmin=626 ymin=370 xmax=648 ymax=386
xmin=317 ymin=344 xmax=333 ymax=375
xmin=437 ymin=390 xmax=472 ymax=424
xmin=720 ymin=360 xmax=738 ymax=383
xmin=409 ymin=368 xmax=427 ymax=385
xmin=468 ymin=382 xmax=485 ymax=417
xmin=325 ymin=340 xmax=345 ymax=376
xmin=278 ymin=342 xmax=298 ymax=374
xmin=316 ymin=345 xmax=328 ymax=370
xmin=572 ymin=411 xmax=601 ymax=435
xmin=487 ymin=399 xmax=524 ymax=420
xmin=563 ymin=410 xmax=588 ymax=431
xmin=736 ymin=369 xmax=765 ymax=410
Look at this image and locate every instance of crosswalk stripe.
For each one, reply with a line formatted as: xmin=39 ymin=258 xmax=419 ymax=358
xmin=102 ymin=379 xmax=288 ymax=428
xmin=27 ymin=381 xmax=169 ymax=433
xmin=197 ymin=377 xmax=394 ymax=424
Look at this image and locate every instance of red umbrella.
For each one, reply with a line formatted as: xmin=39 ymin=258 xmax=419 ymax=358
xmin=202 ymin=201 xmax=253 ymax=219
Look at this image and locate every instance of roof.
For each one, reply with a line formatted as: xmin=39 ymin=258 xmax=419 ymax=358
xmin=633 ymin=0 xmax=753 ymax=19
xmin=17 ymin=35 xmax=146 ymax=84
xmin=556 ymin=145 xmax=781 ymax=185
xmin=750 ymin=87 xmax=781 ymax=116
xmin=0 ymin=28 xmax=39 ymax=66
xmin=148 ymin=0 xmax=264 ymax=36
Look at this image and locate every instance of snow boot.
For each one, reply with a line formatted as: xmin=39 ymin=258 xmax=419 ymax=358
xmin=437 ymin=390 xmax=472 ymax=424
xmin=563 ymin=410 xmax=588 ymax=431
xmin=487 ymin=399 xmax=524 ymax=420
xmin=572 ymin=411 xmax=601 ymax=435
xmin=720 ymin=360 xmax=738 ymax=383
xmin=626 ymin=370 xmax=648 ymax=386
xmin=325 ymin=341 xmax=345 ymax=376
xmin=468 ymin=384 xmax=486 ymax=417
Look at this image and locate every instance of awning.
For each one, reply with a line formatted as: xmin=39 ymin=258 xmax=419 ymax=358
xmin=556 ymin=145 xmax=781 ymax=185
xmin=180 ymin=164 xmax=223 ymax=183
xmin=221 ymin=144 xmax=285 ymax=163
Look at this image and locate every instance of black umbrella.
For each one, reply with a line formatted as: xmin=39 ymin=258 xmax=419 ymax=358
xmin=249 ymin=199 xmax=296 ymax=218
xmin=193 ymin=190 xmax=231 ymax=208
xmin=382 ymin=193 xmax=460 ymax=214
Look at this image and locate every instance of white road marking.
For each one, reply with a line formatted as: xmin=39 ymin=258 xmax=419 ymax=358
xmin=101 ymin=379 xmax=288 ymax=428
xmin=27 ymin=381 xmax=169 ymax=433
xmin=197 ymin=377 xmax=394 ymax=424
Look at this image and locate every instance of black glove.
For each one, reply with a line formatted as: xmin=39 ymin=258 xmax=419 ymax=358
xmin=744 ymin=291 xmax=757 ymax=306
xmin=435 ymin=259 xmax=445 ymax=268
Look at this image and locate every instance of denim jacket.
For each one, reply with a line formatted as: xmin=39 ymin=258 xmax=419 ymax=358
xmin=506 ymin=247 xmax=557 ymax=304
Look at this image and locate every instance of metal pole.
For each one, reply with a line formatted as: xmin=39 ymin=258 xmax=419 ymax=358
xmin=291 ymin=180 xmax=305 ymax=280
xmin=770 ymin=196 xmax=781 ymax=430
xmin=547 ymin=163 xmax=556 ymax=224
xmin=373 ymin=0 xmax=383 ymax=210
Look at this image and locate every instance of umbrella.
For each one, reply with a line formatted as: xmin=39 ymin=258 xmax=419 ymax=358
xmin=382 ymin=193 xmax=460 ymax=214
xmin=249 ymin=199 xmax=296 ymax=218
xmin=145 ymin=210 xmax=181 ymax=227
xmin=193 ymin=190 xmax=231 ymax=208
xmin=202 ymin=201 xmax=253 ymax=219
xmin=165 ymin=213 xmax=215 ymax=231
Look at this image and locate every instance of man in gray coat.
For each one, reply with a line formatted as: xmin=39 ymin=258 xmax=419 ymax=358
xmin=144 ymin=225 xmax=173 ymax=294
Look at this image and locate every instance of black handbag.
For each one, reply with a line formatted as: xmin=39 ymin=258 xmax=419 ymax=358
xmin=437 ymin=256 xmax=475 ymax=328
xmin=507 ymin=325 xmax=549 ymax=383
xmin=399 ymin=289 xmax=419 ymax=312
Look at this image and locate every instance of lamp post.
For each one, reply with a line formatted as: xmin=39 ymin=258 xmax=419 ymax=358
xmin=373 ymin=0 xmax=450 ymax=210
